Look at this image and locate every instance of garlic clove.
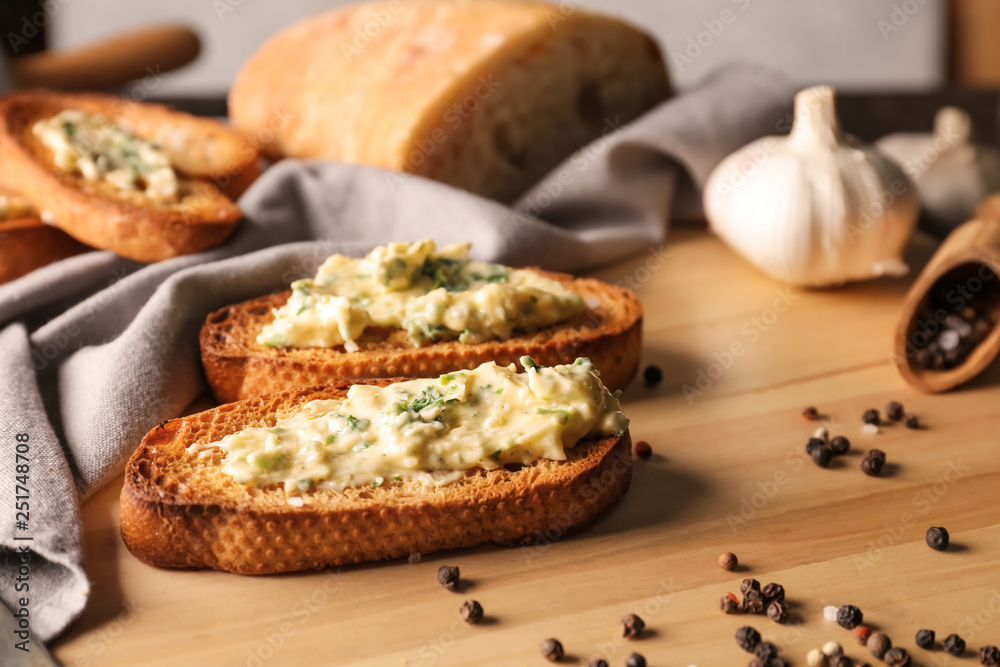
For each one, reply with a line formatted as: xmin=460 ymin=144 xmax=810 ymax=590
xmin=704 ymin=85 xmax=919 ymax=288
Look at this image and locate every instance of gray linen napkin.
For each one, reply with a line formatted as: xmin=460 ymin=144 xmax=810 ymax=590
xmin=0 ymin=65 xmax=793 ymax=643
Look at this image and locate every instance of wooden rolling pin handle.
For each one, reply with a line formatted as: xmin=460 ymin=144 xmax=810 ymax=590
xmin=9 ymin=25 xmax=201 ymax=91
xmin=893 ymin=201 xmax=1000 ymax=393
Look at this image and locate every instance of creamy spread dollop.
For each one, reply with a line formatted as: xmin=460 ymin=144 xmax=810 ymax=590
xmin=32 ymin=110 xmax=178 ymax=200
xmin=192 ymin=357 xmax=628 ymax=494
xmin=0 ymin=194 xmax=34 ymax=221
xmin=256 ymin=239 xmax=585 ymax=351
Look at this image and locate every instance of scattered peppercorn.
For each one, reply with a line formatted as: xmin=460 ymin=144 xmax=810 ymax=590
xmin=830 ymin=435 xmax=851 ymax=455
xmin=944 ymin=634 xmax=966 ymax=656
xmin=837 ymin=604 xmax=863 ymax=629
xmin=868 ymin=632 xmax=892 ymax=659
xmin=806 ymin=648 xmax=825 ymax=667
xmin=736 ymin=626 xmax=762 ymax=652
xmin=812 ymin=445 xmax=833 ymax=468
xmin=766 ymin=600 xmax=788 ymax=624
xmin=643 ymin=365 xmax=663 ymax=386
xmin=741 ymin=578 xmax=761 ymax=595
xmin=862 ymin=449 xmax=887 ymax=476
xmin=854 ymin=626 xmax=872 ymax=645
xmin=806 ymin=438 xmax=826 ymax=456
xmin=761 ymin=583 xmax=785 ymax=605
xmin=460 ymin=600 xmax=483 ymax=624
xmin=926 ymin=526 xmax=950 ymax=551
xmin=980 ymin=645 xmax=1000 ymax=665
xmin=540 ymin=638 xmax=564 ymax=662
xmin=803 ymin=406 xmax=819 ymax=420
xmin=905 ymin=414 xmax=921 ymax=429
xmin=863 ymin=408 xmax=881 ymax=425
xmin=886 ymin=401 xmax=905 ymax=421
xmin=756 ymin=641 xmax=779 ymax=661
xmin=621 ymin=613 xmax=645 ymax=639
xmin=915 ymin=628 xmax=935 ymax=649
xmin=719 ymin=552 xmax=739 ymax=571
xmin=634 ymin=441 xmax=652 ymax=460
xmin=720 ymin=593 xmax=740 ymax=614
xmin=625 ymin=652 xmax=646 ymax=667
xmin=742 ymin=589 xmax=764 ymax=614
xmin=587 ymin=661 xmax=609 ymax=667
xmin=823 ymin=640 xmax=843 ymax=656
xmin=885 ymin=647 xmax=911 ymax=666
xmin=437 ymin=565 xmax=460 ymax=591
xmin=831 ymin=656 xmax=852 ymax=667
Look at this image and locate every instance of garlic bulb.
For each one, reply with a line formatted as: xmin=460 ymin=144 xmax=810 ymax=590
xmin=877 ymin=107 xmax=1000 ymax=236
xmin=704 ymin=85 xmax=920 ymax=287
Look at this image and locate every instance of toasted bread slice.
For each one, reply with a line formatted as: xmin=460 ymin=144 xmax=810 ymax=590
xmin=0 ymin=92 xmax=255 ymax=262
xmin=120 ymin=380 xmax=633 ymax=574
xmin=0 ymin=185 xmax=89 ymax=284
xmin=200 ymin=272 xmax=642 ymax=403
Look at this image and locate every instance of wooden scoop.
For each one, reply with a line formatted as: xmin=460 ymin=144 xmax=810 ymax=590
xmin=893 ymin=201 xmax=1000 ymax=392
xmin=8 ymin=25 xmax=200 ymax=91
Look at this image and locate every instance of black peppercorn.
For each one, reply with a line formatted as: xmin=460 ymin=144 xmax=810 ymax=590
xmin=863 ymin=408 xmax=881 ymax=425
xmin=770 ymin=660 xmax=788 ymax=667
xmin=621 ymin=613 xmax=645 ymax=639
xmin=915 ymin=628 xmax=934 ymax=649
xmin=905 ymin=414 xmax=920 ymax=429
xmin=437 ymin=565 xmax=460 ymax=591
xmin=643 ymin=365 xmax=663 ymax=386
xmin=742 ymin=589 xmax=764 ymax=614
xmin=886 ymin=401 xmax=904 ymax=421
xmin=812 ymin=445 xmax=833 ymax=468
xmin=830 ymin=435 xmax=851 ymax=455
xmin=926 ymin=526 xmax=950 ymax=551
xmin=587 ymin=661 xmax=609 ymax=667
xmin=740 ymin=578 xmax=761 ymax=595
xmin=755 ymin=641 xmax=778 ymax=661
xmin=761 ymin=583 xmax=785 ymax=605
xmin=720 ymin=594 xmax=740 ymax=614
xmin=625 ymin=652 xmax=646 ymax=667
xmin=736 ymin=625 xmax=761 ymax=652
xmin=459 ymin=600 xmax=483 ymax=624
xmin=635 ymin=441 xmax=652 ymax=460
xmin=868 ymin=632 xmax=892 ymax=659
xmin=862 ymin=449 xmax=886 ymax=476
xmin=803 ymin=406 xmax=819 ymax=420
xmin=831 ymin=656 xmax=853 ymax=667
xmin=944 ymin=633 xmax=966 ymax=656
xmin=837 ymin=604 xmax=863 ymax=629
xmin=766 ymin=600 xmax=788 ymax=624
xmin=980 ymin=645 xmax=1000 ymax=666
xmin=806 ymin=437 xmax=826 ymax=456
xmin=540 ymin=638 xmax=564 ymax=662
xmin=885 ymin=647 xmax=911 ymax=666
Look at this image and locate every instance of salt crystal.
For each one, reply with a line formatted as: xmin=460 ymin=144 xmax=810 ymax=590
xmin=822 ymin=640 xmax=843 ymax=656
xmin=806 ymin=648 xmax=825 ymax=667
xmin=407 ymin=552 xmax=421 ymax=564
xmin=824 ymin=605 xmax=839 ymax=621
xmin=939 ymin=329 xmax=960 ymax=351
xmin=862 ymin=423 xmax=879 ymax=435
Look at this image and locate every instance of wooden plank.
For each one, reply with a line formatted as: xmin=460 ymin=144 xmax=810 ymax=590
xmin=52 ymin=229 xmax=1000 ymax=666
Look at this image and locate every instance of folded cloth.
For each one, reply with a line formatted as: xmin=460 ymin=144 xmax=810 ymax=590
xmin=0 ymin=64 xmax=793 ymax=641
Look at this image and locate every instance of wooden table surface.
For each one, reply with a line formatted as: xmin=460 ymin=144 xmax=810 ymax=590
xmin=51 ymin=228 xmax=1000 ymax=667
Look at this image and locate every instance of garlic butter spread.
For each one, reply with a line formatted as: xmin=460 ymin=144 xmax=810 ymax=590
xmin=256 ymin=240 xmax=585 ymax=351
xmin=0 ymin=194 xmax=34 ymax=221
xmin=32 ymin=110 xmax=178 ymax=200
xmin=196 ymin=357 xmax=628 ymax=493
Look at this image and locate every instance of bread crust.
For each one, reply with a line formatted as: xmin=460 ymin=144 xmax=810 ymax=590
xmin=200 ymin=272 xmax=642 ymax=402
xmin=0 ymin=215 xmax=89 ymax=284
xmin=120 ymin=380 xmax=633 ymax=574
xmin=0 ymin=92 xmax=253 ymax=262
xmin=229 ymin=0 xmax=670 ymax=202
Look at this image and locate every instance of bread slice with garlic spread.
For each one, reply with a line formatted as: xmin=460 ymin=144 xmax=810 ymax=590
xmin=0 ymin=92 xmax=258 ymax=262
xmin=121 ymin=358 xmax=632 ymax=574
xmin=229 ymin=0 xmax=671 ymax=203
xmin=200 ymin=240 xmax=643 ymax=403
xmin=0 ymin=184 xmax=89 ymax=284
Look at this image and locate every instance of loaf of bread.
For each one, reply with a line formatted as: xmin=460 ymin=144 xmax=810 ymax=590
xmin=121 ymin=378 xmax=632 ymax=574
xmin=0 ymin=185 xmax=88 ymax=284
xmin=0 ymin=92 xmax=258 ymax=262
xmin=229 ymin=0 xmax=671 ymax=202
